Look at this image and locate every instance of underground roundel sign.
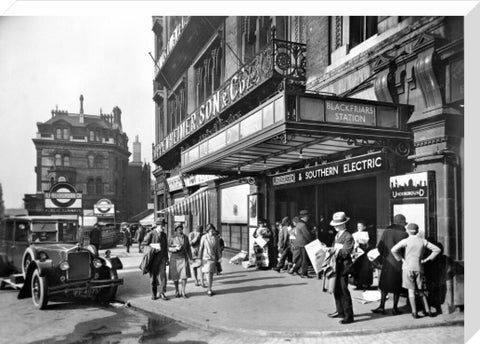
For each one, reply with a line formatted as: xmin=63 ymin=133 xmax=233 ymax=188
xmin=44 ymin=182 xmax=83 ymax=214
xmin=94 ymin=198 xmax=115 ymax=216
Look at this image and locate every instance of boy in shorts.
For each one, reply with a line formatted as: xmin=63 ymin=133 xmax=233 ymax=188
xmin=391 ymin=223 xmax=441 ymax=318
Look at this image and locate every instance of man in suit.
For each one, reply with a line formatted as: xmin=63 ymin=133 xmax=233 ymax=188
xmin=142 ymin=219 xmax=169 ymax=301
xmin=290 ymin=210 xmax=314 ymax=278
xmin=327 ymin=211 xmax=355 ymax=324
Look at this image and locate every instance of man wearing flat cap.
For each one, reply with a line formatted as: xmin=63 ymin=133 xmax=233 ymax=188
xmin=142 ymin=219 xmax=169 ymax=300
xmin=290 ymin=210 xmax=314 ymax=278
xmin=327 ymin=211 xmax=355 ymax=324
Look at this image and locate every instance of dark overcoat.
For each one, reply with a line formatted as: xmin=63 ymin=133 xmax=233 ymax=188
xmin=377 ymin=224 xmax=408 ymax=292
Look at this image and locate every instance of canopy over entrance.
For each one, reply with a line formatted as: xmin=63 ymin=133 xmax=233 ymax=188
xmin=181 ymin=91 xmax=413 ymax=175
xmin=161 ymin=187 xmax=210 ymax=226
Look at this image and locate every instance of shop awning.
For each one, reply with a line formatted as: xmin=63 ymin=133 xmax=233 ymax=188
xmin=139 ymin=212 xmax=155 ymax=226
xmin=162 ymin=187 xmax=210 ymax=221
xmin=180 ymin=91 xmax=413 ymax=175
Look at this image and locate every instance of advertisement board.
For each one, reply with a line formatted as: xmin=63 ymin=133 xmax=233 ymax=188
xmin=44 ymin=182 xmax=82 ymax=215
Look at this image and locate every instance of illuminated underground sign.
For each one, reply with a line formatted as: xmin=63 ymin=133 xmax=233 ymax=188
xmin=272 ymin=152 xmax=387 ymax=187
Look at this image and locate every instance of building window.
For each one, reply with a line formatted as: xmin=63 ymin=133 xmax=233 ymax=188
xmin=167 ymin=83 xmax=186 ymax=133
xmin=95 ymin=177 xmax=103 ymax=195
xmin=56 ymin=128 xmax=62 ymax=139
xmin=55 ymin=154 xmax=62 ymax=166
xmin=63 ymin=155 xmax=70 ymax=167
xmin=88 ymin=154 xmax=95 ymax=168
xmin=241 ymin=16 xmax=272 ymax=64
xmin=195 ymin=39 xmax=223 ymax=107
xmin=95 ymin=155 xmax=103 ymax=168
xmin=349 ymin=16 xmax=378 ymax=49
xmin=87 ymin=178 xmax=95 ymax=194
xmin=63 ymin=128 xmax=69 ymax=140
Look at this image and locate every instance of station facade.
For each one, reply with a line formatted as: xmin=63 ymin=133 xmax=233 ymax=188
xmin=151 ymin=16 xmax=463 ymax=311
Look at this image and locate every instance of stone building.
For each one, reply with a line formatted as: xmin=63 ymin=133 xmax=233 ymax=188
xmin=30 ymin=95 xmax=130 ymax=221
xmin=151 ymin=16 xmax=463 ymax=311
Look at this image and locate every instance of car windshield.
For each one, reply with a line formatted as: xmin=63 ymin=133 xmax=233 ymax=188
xmin=59 ymin=222 xmax=78 ymax=242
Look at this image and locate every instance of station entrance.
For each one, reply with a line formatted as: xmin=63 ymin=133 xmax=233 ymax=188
xmin=274 ymin=176 xmax=377 ymax=240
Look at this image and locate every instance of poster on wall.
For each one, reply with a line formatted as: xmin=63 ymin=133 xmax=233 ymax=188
xmin=248 ymin=193 xmax=258 ymax=227
xmin=392 ymin=202 xmax=426 ymax=238
xmin=221 ymin=184 xmax=249 ymax=223
xmin=390 ymin=171 xmax=436 ymax=240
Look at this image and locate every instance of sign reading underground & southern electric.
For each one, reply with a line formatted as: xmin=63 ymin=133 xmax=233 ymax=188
xmin=45 ymin=182 xmax=82 ymax=214
xmin=272 ymin=152 xmax=386 ymax=187
xmin=325 ymin=100 xmax=376 ymax=126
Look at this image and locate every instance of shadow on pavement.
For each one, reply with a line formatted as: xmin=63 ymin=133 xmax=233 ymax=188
xmin=213 ymin=282 xmax=308 ymax=295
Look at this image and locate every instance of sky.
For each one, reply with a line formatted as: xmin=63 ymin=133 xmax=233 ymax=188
xmin=0 ymin=15 xmax=155 ymax=208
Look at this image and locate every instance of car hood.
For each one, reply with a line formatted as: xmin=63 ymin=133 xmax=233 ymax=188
xmin=31 ymin=243 xmax=80 ymax=251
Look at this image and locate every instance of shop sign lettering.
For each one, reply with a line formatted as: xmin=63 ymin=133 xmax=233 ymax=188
xmin=325 ymin=100 xmax=375 ymax=126
xmin=167 ymin=175 xmax=184 ymax=192
xmin=272 ymin=152 xmax=386 ymax=187
xmin=154 ymin=48 xmax=272 ymax=159
xmin=390 ymin=172 xmax=431 ymax=199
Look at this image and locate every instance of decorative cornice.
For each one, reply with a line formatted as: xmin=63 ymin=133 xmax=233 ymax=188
xmin=414 ymin=136 xmax=447 ymax=148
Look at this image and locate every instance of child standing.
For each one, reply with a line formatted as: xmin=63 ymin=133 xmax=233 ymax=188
xmin=391 ymin=223 xmax=441 ymax=318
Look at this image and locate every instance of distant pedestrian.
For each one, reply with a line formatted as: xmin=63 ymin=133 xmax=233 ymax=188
xmin=136 ymin=225 xmax=147 ymax=253
xmin=288 ymin=217 xmax=299 ymax=274
xmin=273 ymin=217 xmax=293 ymax=272
xmin=215 ymin=230 xmax=225 ymax=275
xmin=350 ymin=220 xmax=373 ymax=290
xmin=290 ymin=210 xmax=314 ymax=278
xmin=371 ymin=214 xmax=409 ymax=315
xmin=142 ymin=220 xmax=169 ymax=301
xmin=391 ymin=223 xmax=441 ymax=318
xmin=168 ymin=223 xmax=192 ymax=298
xmin=89 ymin=223 xmax=101 ymax=255
xmin=198 ymin=223 xmax=222 ymax=296
xmin=189 ymin=225 xmax=205 ymax=286
xmin=123 ymin=226 xmax=132 ymax=253
xmin=253 ymin=219 xmax=273 ymax=269
xmin=326 ymin=211 xmax=355 ymax=324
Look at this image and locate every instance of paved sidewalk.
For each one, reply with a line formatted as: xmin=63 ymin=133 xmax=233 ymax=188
xmin=111 ymin=246 xmax=464 ymax=337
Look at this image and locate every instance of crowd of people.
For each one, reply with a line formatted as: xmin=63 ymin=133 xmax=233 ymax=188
xmin=131 ymin=209 xmax=442 ymax=324
xmin=139 ymin=220 xmax=224 ymax=299
xmin=255 ymin=210 xmax=442 ymax=324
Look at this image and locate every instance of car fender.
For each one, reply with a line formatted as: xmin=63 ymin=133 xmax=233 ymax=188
xmin=104 ymin=257 xmax=123 ymax=270
xmin=18 ymin=260 xmax=53 ymax=300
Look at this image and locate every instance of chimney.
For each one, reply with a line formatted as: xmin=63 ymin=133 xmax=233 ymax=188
xmin=133 ymin=135 xmax=141 ymax=163
xmin=79 ymin=95 xmax=84 ymax=123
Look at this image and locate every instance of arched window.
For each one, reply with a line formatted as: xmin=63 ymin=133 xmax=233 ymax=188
xmin=87 ymin=178 xmax=95 ymax=194
xmin=63 ymin=155 xmax=70 ymax=167
xmin=55 ymin=154 xmax=62 ymax=166
xmin=87 ymin=154 xmax=95 ymax=168
xmin=95 ymin=155 xmax=103 ymax=168
xmin=95 ymin=177 xmax=103 ymax=195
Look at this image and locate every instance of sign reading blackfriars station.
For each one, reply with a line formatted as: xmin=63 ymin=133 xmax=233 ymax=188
xmin=272 ymin=152 xmax=387 ymax=187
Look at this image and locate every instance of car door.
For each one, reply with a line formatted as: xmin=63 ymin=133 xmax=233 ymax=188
xmin=4 ymin=220 xmax=15 ymax=267
xmin=12 ymin=220 xmax=30 ymax=270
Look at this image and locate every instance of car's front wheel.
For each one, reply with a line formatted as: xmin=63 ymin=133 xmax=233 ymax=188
xmin=31 ymin=269 xmax=48 ymax=309
xmin=96 ymin=268 xmax=118 ymax=304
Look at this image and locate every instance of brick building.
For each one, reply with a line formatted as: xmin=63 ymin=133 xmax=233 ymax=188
xmin=29 ymin=95 xmax=131 ymax=221
xmin=151 ymin=16 xmax=463 ymax=311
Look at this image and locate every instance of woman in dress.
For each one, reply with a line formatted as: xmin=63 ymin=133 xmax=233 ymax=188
xmin=351 ymin=220 xmax=373 ymax=290
xmin=198 ymin=223 xmax=221 ymax=296
xmin=188 ymin=225 xmax=204 ymax=286
xmin=253 ymin=219 xmax=273 ymax=269
xmin=168 ymin=223 xmax=192 ymax=298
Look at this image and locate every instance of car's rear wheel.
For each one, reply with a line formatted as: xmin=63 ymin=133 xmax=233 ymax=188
xmin=96 ymin=268 xmax=118 ymax=304
xmin=31 ymin=269 xmax=48 ymax=309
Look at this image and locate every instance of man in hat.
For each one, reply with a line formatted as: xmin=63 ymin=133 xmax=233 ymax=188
xmin=391 ymin=223 xmax=441 ymax=318
xmin=290 ymin=210 xmax=314 ymax=278
xmin=89 ymin=223 xmax=101 ymax=255
xmin=142 ymin=219 xmax=169 ymax=301
xmin=327 ymin=211 xmax=355 ymax=324
xmin=371 ymin=214 xmax=409 ymax=315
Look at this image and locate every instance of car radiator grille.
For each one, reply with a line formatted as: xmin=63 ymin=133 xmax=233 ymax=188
xmin=67 ymin=251 xmax=91 ymax=280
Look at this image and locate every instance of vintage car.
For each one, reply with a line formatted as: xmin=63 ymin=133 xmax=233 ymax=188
xmin=0 ymin=215 xmax=123 ymax=309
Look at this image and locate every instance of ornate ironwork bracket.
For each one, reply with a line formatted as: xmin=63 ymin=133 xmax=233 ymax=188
xmin=343 ymin=136 xmax=412 ymax=158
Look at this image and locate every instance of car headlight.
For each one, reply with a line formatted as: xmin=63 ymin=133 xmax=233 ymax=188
xmin=59 ymin=260 xmax=70 ymax=270
xmin=93 ymin=258 xmax=103 ymax=268
xmin=38 ymin=252 xmax=48 ymax=261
